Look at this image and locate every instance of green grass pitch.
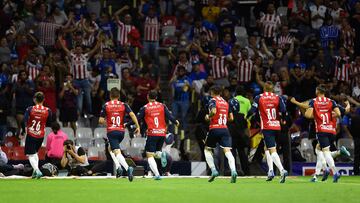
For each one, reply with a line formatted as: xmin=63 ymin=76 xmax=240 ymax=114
xmin=1 ymin=176 xmax=360 ymax=203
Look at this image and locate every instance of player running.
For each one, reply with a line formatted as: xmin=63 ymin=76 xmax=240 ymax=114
xmin=24 ymin=92 xmax=52 ymax=179
xmin=291 ymin=91 xmax=350 ymax=182
xmin=204 ymin=86 xmax=237 ymax=183
xmin=304 ymin=85 xmax=342 ymax=182
xmin=99 ymin=88 xmax=140 ymax=181
xmin=247 ymin=82 xmax=288 ymax=183
xmin=137 ymin=90 xmax=179 ymax=180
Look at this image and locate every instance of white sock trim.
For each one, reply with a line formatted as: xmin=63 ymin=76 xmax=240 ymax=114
xmin=28 ymin=154 xmax=39 ymax=171
xmin=116 ymin=153 xmax=129 ymax=171
xmin=148 ymin=157 xmax=160 ymax=176
xmin=324 ymin=151 xmax=337 ymax=174
xmin=271 ymin=152 xmax=284 ymax=172
xmin=225 ymin=151 xmax=236 ymax=172
xmin=204 ymin=149 xmax=216 ymax=170
xmin=265 ymin=150 xmax=273 ymax=172
xmin=109 ymin=151 xmax=120 ymax=169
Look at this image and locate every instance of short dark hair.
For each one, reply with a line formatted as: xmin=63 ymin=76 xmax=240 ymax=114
xmin=110 ymin=87 xmax=120 ymax=99
xmin=316 ymin=84 xmax=327 ymax=94
xmin=148 ymin=90 xmax=158 ymax=100
xmin=34 ymin=92 xmax=45 ymax=103
xmin=63 ymin=139 xmax=74 ymax=146
xmin=51 ymin=122 xmax=60 ymax=134
xmin=236 ymin=85 xmax=246 ymax=96
xmin=177 ymin=65 xmax=186 ymax=71
xmin=210 ymin=85 xmax=222 ymax=95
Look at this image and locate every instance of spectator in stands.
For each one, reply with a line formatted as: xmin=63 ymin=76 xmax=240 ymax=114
xmin=189 ymin=60 xmax=207 ymax=94
xmin=120 ymin=67 xmax=136 ymax=104
xmin=132 ymin=68 xmax=156 ymax=113
xmin=0 ymin=37 xmax=11 ymax=64
xmin=142 ymin=6 xmax=160 ymax=61
xmin=319 ymin=16 xmax=339 ymax=49
xmin=258 ymin=3 xmax=281 ymax=45
xmin=61 ymin=139 xmax=106 ymax=176
xmin=218 ymin=32 xmax=233 ymax=56
xmin=201 ymin=0 xmax=220 ymax=24
xmin=45 ymin=122 xmax=68 ymax=168
xmin=12 ymin=70 xmax=35 ymax=137
xmin=59 ymin=73 xmax=79 ymax=131
xmin=36 ymin=72 xmax=57 ymax=123
xmin=170 ymin=66 xmax=191 ymax=130
xmin=195 ymin=43 xmax=230 ymax=87
xmin=309 ymin=0 xmax=327 ymax=31
xmin=58 ymin=35 xmax=101 ymax=116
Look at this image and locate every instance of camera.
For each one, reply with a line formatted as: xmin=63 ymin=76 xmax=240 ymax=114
xmin=66 ymin=145 xmax=72 ymax=150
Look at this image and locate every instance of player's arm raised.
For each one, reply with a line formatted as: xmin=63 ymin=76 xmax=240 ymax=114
xmin=290 ymin=97 xmax=310 ymax=110
xmin=304 ymin=99 xmax=314 ymax=119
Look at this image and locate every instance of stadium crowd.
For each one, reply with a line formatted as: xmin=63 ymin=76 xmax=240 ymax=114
xmin=0 ymin=0 xmax=360 ymax=176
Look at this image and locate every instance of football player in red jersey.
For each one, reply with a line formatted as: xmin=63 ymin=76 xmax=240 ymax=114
xmin=99 ymin=88 xmax=140 ymax=181
xmin=204 ymin=86 xmax=237 ymax=183
xmin=137 ymin=90 xmax=179 ymax=180
xmin=247 ymin=82 xmax=288 ymax=183
xmin=290 ymin=97 xmax=351 ymax=182
xmin=305 ymin=85 xmax=342 ymax=182
xmin=24 ymin=92 xmax=52 ymax=179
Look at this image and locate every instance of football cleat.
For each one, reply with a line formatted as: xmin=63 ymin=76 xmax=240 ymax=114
xmin=280 ymin=170 xmax=288 ymax=183
xmin=266 ymin=170 xmax=275 ymax=182
xmin=208 ymin=169 xmax=219 ymax=183
xmin=128 ymin=167 xmax=134 ymax=182
xmin=34 ymin=170 xmax=43 ymax=179
xmin=310 ymin=176 xmax=318 ymax=182
xmin=230 ymin=171 xmax=238 ymax=183
xmin=333 ymin=172 xmax=341 ymax=183
xmin=154 ymin=176 xmax=161 ymax=180
xmin=340 ymin=146 xmax=351 ymax=157
xmin=116 ymin=168 xmax=123 ymax=178
xmin=321 ymin=168 xmax=330 ymax=182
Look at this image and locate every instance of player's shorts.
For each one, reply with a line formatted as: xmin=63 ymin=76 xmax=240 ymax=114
xmin=205 ymin=128 xmax=231 ymax=148
xmin=262 ymin=130 xmax=280 ymax=149
xmin=107 ymin=131 xmax=125 ymax=150
xmin=145 ymin=136 xmax=165 ymax=153
xmin=316 ymin=133 xmax=332 ymax=149
xmin=24 ymin=135 xmax=44 ymax=155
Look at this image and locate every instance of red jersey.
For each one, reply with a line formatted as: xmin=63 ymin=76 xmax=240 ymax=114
xmin=25 ymin=105 xmax=51 ymax=138
xmin=252 ymin=92 xmax=286 ymax=131
xmin=100 ymin=100 xmax=133 ymax=132
xmin=208 ymin=96 xmax=229 ymax=130
xmin=138 ymin=101 xmax=177 ymax=137
xmin=309 ymin=97 xmax=337 ymax=134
